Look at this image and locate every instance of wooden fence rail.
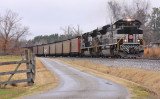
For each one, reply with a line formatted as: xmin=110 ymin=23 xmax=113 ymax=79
xmin=0 ymin=49 xmax=35 ymax=88
xmin=0 ymin=60 xmax=28 ymax=65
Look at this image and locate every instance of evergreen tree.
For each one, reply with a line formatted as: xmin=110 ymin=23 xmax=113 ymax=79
xmin=149 ymin=7 xmax=160 ymax=42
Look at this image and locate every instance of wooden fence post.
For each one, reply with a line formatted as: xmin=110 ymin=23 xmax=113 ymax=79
xmin=25 ymin=49 xmax=34 ymax=86
xmin=0 ymin=75 xmax=1 ymax=89
xmin=30 ymin=49 xmax=36 ymax=82
xmin=0 ymin=48 xmax=36 ymax=88
xmin=32 ymin=53 xmax=36 ymax=81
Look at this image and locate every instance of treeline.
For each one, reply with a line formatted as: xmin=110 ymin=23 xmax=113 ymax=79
xmin=29 ymin=25 xmax=82 ymax=46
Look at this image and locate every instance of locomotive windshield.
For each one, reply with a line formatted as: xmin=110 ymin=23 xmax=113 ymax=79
xmin=114 ymin=19 xmax=143 ymax=34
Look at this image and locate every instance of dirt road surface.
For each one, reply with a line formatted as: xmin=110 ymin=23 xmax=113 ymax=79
xmin=23 ymin=58 xmax=129 ymax=99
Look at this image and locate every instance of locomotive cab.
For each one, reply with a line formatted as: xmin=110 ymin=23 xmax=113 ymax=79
xmin=113 ymin=19 xmax=144 ymax=58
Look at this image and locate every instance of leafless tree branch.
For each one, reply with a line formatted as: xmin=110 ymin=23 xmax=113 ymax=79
xmin=0 ymin=10 xmax=29 ymax=54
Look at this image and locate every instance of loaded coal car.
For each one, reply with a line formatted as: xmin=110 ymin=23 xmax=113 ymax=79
xmin=70 ymin=36 xmax=81 ymax=56
xmin=43 ymin=44 xmax=50 ymax=56
xmin=33 ymin=45 xmax=38 ymax=55
xmin=49 ymin=42 xmax=56 ymax=56
xmin=62 ymin=39 xmax=71 ymax=56
xmin=55 ymin=41 xmax=63 ymax=56
xmin=37 ymin=44 xmax=44 ymax=56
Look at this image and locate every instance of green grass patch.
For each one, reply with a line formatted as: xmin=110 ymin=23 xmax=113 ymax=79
xmin=0 ymin=83 xmax=54 ymax=99
xmin=16 ymin=82 xmax=53 ymax=98
xmin=0 ymin=55 xmax=22 ymax=60
xmin=128 ymin=83 xmax=156 ymax=99
xmin=0 ymin=89 xmax=17 ymax=95
xmin=0 ymin=88 xmax=26 ymax=99
xmin=0 ymin=56 xmax=23 ymax=62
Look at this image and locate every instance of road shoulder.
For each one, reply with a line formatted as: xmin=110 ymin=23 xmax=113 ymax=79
xmin=55 ymin=59 xmax=157 ymax=99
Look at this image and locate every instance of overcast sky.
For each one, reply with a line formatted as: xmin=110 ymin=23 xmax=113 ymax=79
xmin=0 ymin=0 xmax=160 ymax=40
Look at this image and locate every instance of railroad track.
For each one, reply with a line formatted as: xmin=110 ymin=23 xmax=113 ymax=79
xmin=55 ymin=57 xmax=160 ymax=71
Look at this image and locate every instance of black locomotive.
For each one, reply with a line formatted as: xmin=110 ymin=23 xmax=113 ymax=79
xmin=81 ymin=18 xmax=144 ymax=58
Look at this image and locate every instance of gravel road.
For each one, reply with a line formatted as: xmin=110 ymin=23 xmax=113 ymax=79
xmin=58 ymin=57 xmax=160 ymax=71
xmin=23 ymin=58 xmax=129 ymax=99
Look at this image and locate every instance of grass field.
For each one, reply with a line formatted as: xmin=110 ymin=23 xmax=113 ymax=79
xmin=0 ymin=56 xmax=58 ymax=99
xmin=144 ymin=48 xmax=160 ymax=59
xmin=56 ymin=59 xmax=159 ymax=99
xmin=0 ymin=56 xmax=22 ymax=60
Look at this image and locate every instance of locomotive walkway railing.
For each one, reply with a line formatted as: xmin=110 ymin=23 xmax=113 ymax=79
xmin=0 ymin=49 xmax=35 ymax=88
xmin=117 ymin=34 xmax=125 ymax=51
xmin=117 ymin=35 xmax=146 ymax=51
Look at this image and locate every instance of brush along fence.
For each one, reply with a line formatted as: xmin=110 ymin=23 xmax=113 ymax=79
xmin=0 ymin=49 xmax=35 ymax=88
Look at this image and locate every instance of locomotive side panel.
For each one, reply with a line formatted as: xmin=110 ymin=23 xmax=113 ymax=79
xmin=56 ymin=42 xmax=63 ymax=55
xmin=63 ymin=40 xmax=71 ymax=55
xmin=50 ymin=43 xmax=56 ymax=55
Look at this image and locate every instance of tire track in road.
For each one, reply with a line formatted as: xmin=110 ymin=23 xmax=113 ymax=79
xmin=23 ymin=58 xmax=129 ymax=99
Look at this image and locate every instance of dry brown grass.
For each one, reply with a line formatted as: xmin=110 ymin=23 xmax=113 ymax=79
xmin=0 ymin=58 xmax=58 ymax=99
xmin=0 ymin=60 xmax=27 ymax=84
xmin=56 ymin=59 xmax=159 ymax=98
xmin=144 ymin=47 xmax=160 ymax=59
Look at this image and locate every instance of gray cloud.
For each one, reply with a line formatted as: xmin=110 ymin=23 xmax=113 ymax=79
xmin=0 ymin=0 xmax=159 ymax=39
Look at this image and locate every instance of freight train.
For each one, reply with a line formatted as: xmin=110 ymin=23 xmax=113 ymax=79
xmin=32 ymin=19 xmax=145 ymax=58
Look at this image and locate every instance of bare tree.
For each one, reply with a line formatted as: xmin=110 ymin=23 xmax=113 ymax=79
xmin=122 ymin=3 xmax=134 ymax=18
xmin=60 ymin=26 xmax=71 ymax=39
xmin=132 ymin=0 xmax=150 ymax=44
xmin=149 ymin=7 xmax=160 ymax=42
xmin=0 ymin=10 xmax=29 ymax=54
xmin=72 ymin=25 xmax=82 ymax=36
xmin=107 ymin=0 xmax=150 ymax=24
xmin=133 ymin=0 xmax=150 ymax=25
xmin=107 ymin=0 xmax=151 ymax=43
xmin=60 ymin=25 xmax=82 ymax=39
xmin=107 ymin=0 xmax=122 ymax=23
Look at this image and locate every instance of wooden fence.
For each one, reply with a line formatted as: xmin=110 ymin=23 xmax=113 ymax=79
xmin=0 ymin=49 xmax=35 ymax=88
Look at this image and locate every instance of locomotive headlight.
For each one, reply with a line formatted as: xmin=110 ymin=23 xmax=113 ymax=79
xmin=137 ymin=39 xmax=140 ymax=43
xmin=126 ymin=19 xmax=131 ymax=22
xmin=124 ymin=39 xmax=127 ymax=43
